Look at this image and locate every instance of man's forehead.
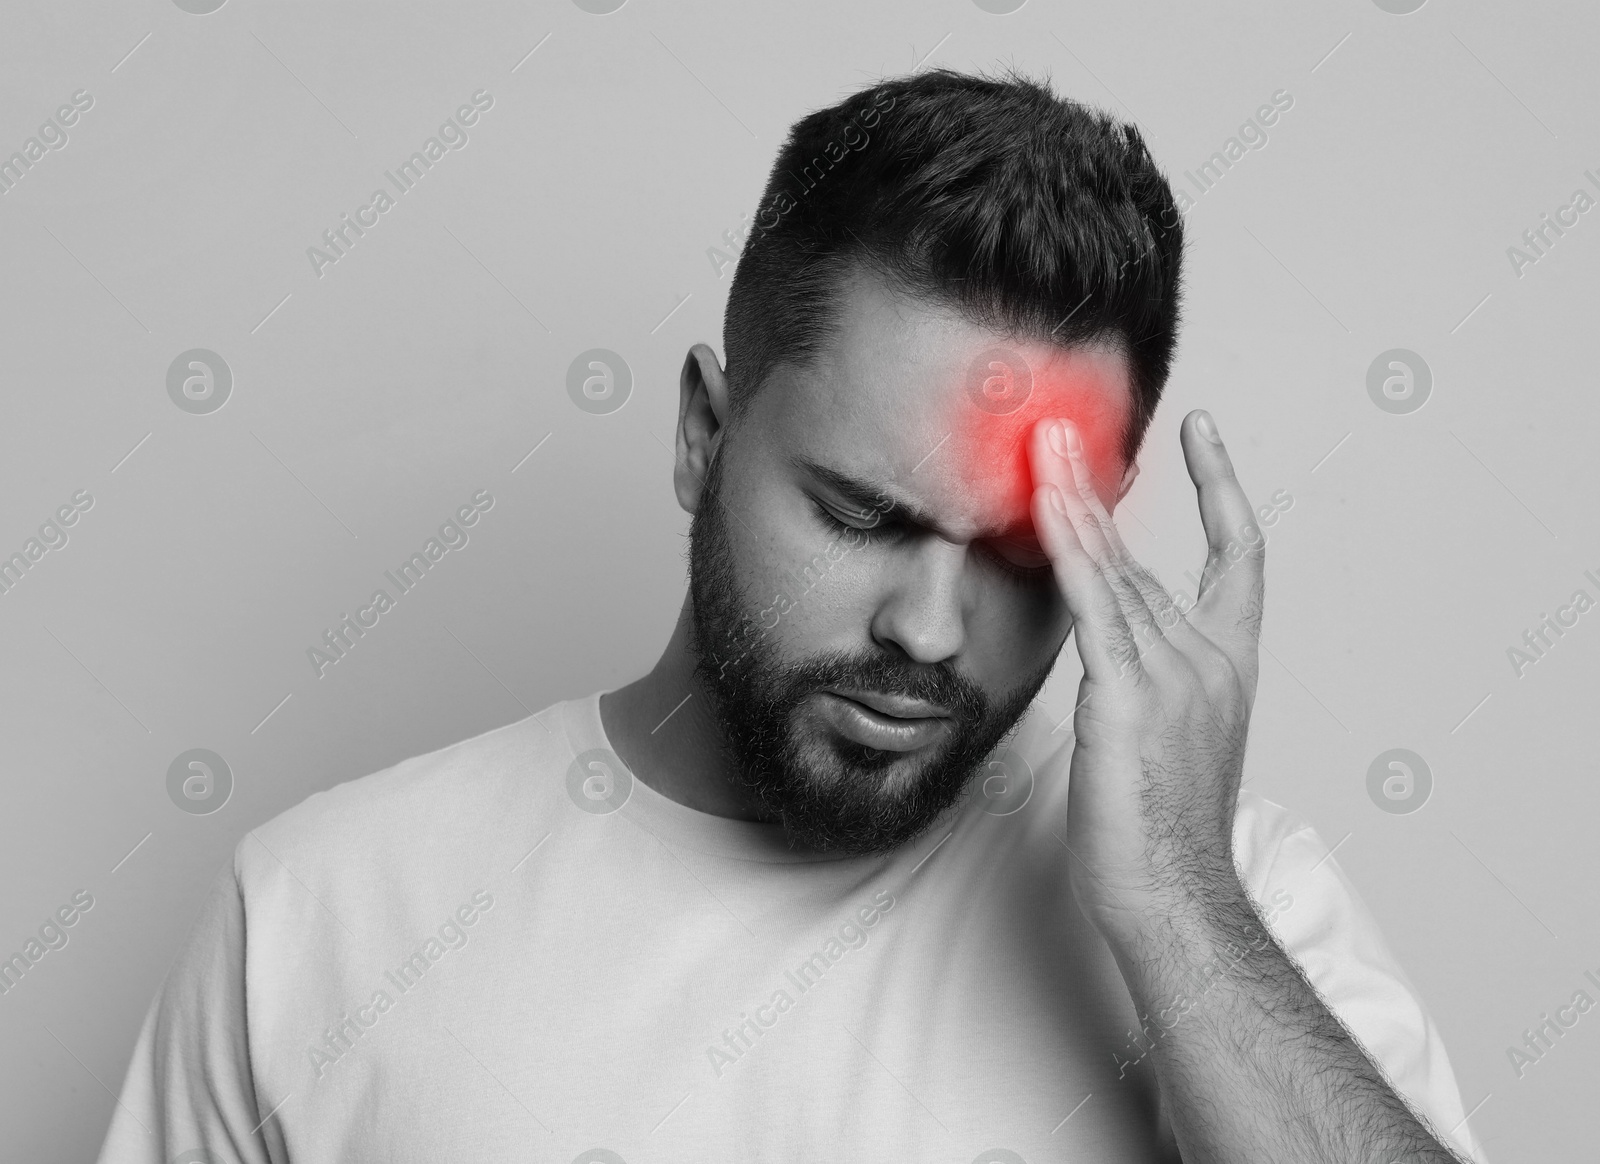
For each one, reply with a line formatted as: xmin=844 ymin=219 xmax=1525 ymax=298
xmin=755 ymin=272 xmax=1134 ymax=535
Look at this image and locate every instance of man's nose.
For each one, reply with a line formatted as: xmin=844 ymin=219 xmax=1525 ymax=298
xmin=868 ymin=538 xmax=969 ymax=665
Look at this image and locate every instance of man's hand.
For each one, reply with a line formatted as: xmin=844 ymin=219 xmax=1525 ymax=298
xmin=1029 ymin=408 xmax=1260 ymax=945
xmin=1025 ymin=410 xmax=1470 ymax=1164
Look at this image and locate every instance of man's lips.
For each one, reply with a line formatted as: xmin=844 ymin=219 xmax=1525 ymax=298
xmin=823 ymin=687 xmax=951 ymax=718
xmin=814 ymin=688 xmax=952 ymax=752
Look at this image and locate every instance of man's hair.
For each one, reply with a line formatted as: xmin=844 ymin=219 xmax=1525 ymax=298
xmin=722 ymin=67 xmax=1184 ymax=465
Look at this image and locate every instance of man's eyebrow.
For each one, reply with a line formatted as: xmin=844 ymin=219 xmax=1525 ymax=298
xmin=790 ymin=455 xmax=1036 ymax=543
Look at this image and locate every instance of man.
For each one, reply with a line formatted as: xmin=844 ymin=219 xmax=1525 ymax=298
xmin=98 ymin=69 xmax=1488 ymax=1163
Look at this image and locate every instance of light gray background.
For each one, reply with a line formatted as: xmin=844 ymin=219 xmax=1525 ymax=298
xmin=2 ymin=0 xmax=1595 ymax=1160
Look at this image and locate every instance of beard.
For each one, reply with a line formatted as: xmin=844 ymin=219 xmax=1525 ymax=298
xmin=686 ymin=442 xmax=1058 ymax=856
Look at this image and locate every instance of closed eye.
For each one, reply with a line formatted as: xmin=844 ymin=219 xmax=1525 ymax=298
xmin=979 ymin=537 xmax=1055 ymax=585
xmin=814 ymin=497 xmax=1051 ymax=585
xmin=810 ymin=498 xmax=895 ymax=537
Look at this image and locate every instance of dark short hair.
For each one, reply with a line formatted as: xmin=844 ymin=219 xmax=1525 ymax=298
xmin=722 ymin=67 xmax=1184 ymax=465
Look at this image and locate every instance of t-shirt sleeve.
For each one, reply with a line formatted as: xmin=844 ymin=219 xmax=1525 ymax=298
xmin=1233 ymin=792 xmax=1490 ymax=1164
xmin=95 ymin=851 xmax=283 ymax=1164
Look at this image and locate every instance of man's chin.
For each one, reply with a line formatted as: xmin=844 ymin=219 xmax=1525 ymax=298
xmin=738 ymin=714 xmax=979 ymax=856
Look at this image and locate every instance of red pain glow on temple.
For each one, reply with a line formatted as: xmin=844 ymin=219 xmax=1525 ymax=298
xmin=935 ymin=345 xmax=1127 ymax=520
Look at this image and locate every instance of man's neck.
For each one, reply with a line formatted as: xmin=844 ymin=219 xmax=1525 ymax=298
xmin=598 ymin=598 xmax=775 ymax=822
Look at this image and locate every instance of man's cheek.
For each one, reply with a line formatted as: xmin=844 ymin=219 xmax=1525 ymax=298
xmin=962 ymin=579 xmax=1068 ymax=682
xmin=777 ymin=550 xmax=877 ymax=635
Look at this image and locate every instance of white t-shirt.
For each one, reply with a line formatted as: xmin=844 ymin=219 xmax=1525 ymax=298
xmin=96 ymin=692 xmax=1487 ymax=1164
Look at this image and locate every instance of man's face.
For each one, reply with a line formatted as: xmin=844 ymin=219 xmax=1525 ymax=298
xmin=688 ymin=267 xmax=1136 ymax=855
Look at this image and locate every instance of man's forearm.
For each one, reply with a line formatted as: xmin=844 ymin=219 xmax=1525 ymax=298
xmin=1032 ymin=414 xmax=1472 ymax=1161
xmin=1103 ymin=876 xmax=1468 ymax=1164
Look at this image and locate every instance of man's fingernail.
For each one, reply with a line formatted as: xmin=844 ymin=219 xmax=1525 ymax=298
xmin=1047 ymin=484 xmax=1067 ymax=517
xmin=1048 ymin=421 xmax=1068 ymax=458
xmin=1196 ymin=411 xmax=1222 ymax=444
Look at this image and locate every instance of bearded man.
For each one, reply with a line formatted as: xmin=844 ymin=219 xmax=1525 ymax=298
xmin=97 ymin=68 xmax=1486 ymax=1164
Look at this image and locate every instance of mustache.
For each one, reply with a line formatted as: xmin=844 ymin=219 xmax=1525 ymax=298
xmin=770 ymin=649 xmax=989 ymax=722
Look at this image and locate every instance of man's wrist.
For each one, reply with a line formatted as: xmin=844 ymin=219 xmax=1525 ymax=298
xmin=1091 ymin=865 xmax=1268 ymax=997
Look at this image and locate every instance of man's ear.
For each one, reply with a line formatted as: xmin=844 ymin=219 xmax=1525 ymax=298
xmin=675 ymin=343 xmax=731 ymax=515
xmin=1113 ymin=458 xmax=1140 ymax=506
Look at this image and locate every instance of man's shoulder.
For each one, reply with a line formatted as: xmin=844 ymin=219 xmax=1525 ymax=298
xmin=231 ymin=699 xmax=585 ymax=901
xmin=1231 ymin=788 xmax=1320 ymax=886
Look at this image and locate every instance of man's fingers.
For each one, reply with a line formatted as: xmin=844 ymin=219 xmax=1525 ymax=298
xmin=1032 ymin=419 xmax=1166 ymax=681
xmin=1182 ymin=410 xmax=1266 ymax=645
xmin=1032 ymin=482 xmax=1138 ymax=682
xmin=1062 ymin=431 xmax=1209 ymax=657
xmin=1052 ymin=420 xmax=1203 ymax=665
